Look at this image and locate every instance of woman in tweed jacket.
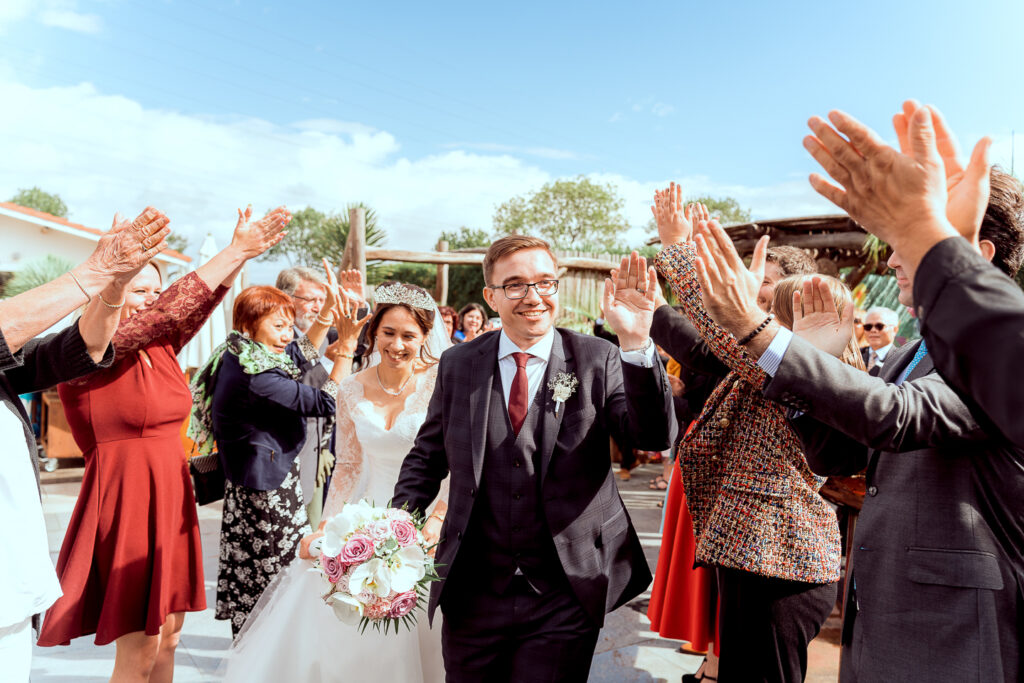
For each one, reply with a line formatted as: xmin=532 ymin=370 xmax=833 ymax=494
xmin=652 ymin=193 xmax=847 ymax=683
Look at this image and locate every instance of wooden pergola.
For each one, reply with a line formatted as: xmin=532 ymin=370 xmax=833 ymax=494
xmin=647 ymin=214 xmax=890 ymax=288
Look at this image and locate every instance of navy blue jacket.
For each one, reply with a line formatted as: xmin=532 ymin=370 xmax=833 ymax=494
xmin=212 ymin=342 xmax=335 ymax=491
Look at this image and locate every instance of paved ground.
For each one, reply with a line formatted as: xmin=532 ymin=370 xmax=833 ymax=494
xmin=32 ymin=462 xmax=840 ymax=682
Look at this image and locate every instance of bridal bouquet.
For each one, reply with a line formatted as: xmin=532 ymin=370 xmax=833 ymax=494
xmin=313 ymin=499 xmax=438 ymax=633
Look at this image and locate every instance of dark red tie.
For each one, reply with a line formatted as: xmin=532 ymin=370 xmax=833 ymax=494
xmin=508 ymin=352 xmax=531 ymax=435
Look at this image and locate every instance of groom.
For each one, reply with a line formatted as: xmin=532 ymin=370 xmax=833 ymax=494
xmin=393 ymin=235 xmax=675 ymax=682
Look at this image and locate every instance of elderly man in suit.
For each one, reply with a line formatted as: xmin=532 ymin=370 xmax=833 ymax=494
xmin=393 ymin=235 xmax=675 ymax=683
xmin=859 ymin=306 xmax=899 ymax=373
xmin=692 ymin=105 xmax=1024 ymax=679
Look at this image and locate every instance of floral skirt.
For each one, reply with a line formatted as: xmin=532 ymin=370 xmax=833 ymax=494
xmin=215 ymin=458 xmax=310 ymax=638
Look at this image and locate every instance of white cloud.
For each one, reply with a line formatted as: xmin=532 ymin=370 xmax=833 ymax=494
xmin=0 ymin=76 xmax=846 ymax=284
xmin=442 ymin=142 xmax=579 ymax=161
xmin=0 ymin=0 xmax=102 ymax=34
xmin=651 ymin=102 xmax=675 ymax=117
xmin=39 ymin=8 xmax=101 ymax=33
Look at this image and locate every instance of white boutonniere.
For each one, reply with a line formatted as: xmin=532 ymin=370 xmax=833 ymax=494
xmin=547 ymin=372 xmax=579 ymax=416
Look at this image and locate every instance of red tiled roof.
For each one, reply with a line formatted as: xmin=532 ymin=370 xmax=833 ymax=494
xmin=0 ymin=201 xmax=191 ymax=262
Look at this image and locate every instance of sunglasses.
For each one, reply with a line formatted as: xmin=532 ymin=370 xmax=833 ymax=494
xmin=862 ymin=323 xmax=890 ymax=332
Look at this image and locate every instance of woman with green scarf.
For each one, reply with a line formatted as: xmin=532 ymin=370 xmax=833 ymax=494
xmin=190 ymin=283 xmax=355 ymax=638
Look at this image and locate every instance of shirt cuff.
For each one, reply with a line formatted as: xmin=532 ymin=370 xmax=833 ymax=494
xmin=619 ymin=340 xmax=656 ymax=368
xmin=756 ymin=327 xmax=793 ymax=377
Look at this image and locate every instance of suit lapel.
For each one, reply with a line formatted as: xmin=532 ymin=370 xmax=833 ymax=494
xmin=867 ymin=341 xmax=923 ymax=469
xmin=539 ymin=329 xmax=570 ymax=483
xmin=469 ymin=333 xmax=500 ymax=486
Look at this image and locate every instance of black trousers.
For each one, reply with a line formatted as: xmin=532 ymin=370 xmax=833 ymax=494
xmin=716 ymin=567 xmax=837 ymax=683
xmin=440 ymin=575 xmax=600 ymax=683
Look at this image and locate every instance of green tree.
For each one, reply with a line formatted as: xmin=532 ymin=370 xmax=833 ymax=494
xmin=644 ymin=194 xmax=752 ymax=233
xmin=166 ymin=233 xmax=190 ymax=255
xmin=493 ymin=176 xmax=629 ymax=251
xmin=259 ymin=203 xmax=386 ymax=266
xmin=9 ymin=187 xmax=69 ymax=218
xmin=438 ymin=227 xmax=491 ymax=309
xmin=3 ymin=255 xmax=74 ymax=297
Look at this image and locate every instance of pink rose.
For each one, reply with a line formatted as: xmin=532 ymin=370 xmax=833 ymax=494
xmin=340 ymin=535 xmax=375 ymax=564
xmin=391 ymin=519 xmax=417 ymax=547
xmin=322 ymin=554 xmax=345 ymax=583
xmin=365 ymin=598 xmax=392 ymax=620
xmin=367 ymin=520 xmax=391 ymax=542
xmin=388 ymin=591 xmax=418 ymax=618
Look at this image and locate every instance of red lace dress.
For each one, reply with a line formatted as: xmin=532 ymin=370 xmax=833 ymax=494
xmin=38 ymin=272 xmax=228 ymax=646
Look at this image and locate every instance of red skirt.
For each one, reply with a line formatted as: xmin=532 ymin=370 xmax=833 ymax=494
xmin=647 ymin=461 xmax=720 ymax=654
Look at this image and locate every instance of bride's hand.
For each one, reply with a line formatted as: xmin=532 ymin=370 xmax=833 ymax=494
xmin=298 ymin=520 xmax=328 ymax=560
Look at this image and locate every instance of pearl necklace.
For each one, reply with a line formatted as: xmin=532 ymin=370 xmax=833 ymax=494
xmin=376 ymin=365 xmax=413 ymax=396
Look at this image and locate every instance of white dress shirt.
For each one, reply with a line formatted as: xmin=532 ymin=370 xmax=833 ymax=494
xmin=496 ymin=328 xmax=656 ymax=410
xmin=0 ymin=405 xmax=62 ymax=628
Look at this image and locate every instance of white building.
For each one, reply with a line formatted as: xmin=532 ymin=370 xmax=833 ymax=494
xmin=0 ymin=201 xmax=191 ymax=283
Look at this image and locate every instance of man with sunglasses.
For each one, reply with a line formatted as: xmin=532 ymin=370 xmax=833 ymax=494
xmin=859 ymin=307 xmax=900 ymax=373
xmin=394 ymin=234 xmax=675 ymax=683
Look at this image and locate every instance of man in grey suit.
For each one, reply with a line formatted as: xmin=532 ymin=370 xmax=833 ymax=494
xmin=393 ymin=236 xmax=675 ymax=682
xmin=686 ymin=164 xmax=1024 ymax=680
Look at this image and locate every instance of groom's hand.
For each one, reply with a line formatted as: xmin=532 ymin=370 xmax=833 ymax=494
xmin=603 ymin=251 xmax=657 ymax=350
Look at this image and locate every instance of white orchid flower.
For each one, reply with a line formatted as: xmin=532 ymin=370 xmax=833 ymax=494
xmin=389 ymin=545 xmax=427 ymax=593
xmin=321 ymin=513 xmax=354 ymax=558
xmin=348 ymin=558 xmax=392 ymax=598
xmin=327 ymin=592 xmax=365 ymax=625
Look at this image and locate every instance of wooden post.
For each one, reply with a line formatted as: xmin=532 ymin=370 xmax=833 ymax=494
xmin=344 ymin=207 xmax=366 ymax=281
xmin=435 ymin=239 xmax=449 ymax=306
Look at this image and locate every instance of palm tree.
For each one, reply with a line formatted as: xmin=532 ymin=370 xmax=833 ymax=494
xmin=2 ymin=255 xmax=75 ymax=298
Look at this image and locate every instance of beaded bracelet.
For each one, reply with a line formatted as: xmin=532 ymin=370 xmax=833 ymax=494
xmin=98 ymin=293 xmax=126 ymax=309
xmin=737 ymin=314 xmax=774 ymax=346
xmin=315 ymin=314 xmax=333 ymax=325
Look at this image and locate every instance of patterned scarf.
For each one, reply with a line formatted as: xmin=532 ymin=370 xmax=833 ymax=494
xmin=188 ymin=331 xmax=300 ymax=455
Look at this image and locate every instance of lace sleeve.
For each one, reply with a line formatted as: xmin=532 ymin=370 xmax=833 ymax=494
xmin=323 ymin=377 xmax=366 ymax=518
xmin=113 ymin=272 xmax=229 ymax=355
xmin=654 ymin=242 xmax=769 ymax=388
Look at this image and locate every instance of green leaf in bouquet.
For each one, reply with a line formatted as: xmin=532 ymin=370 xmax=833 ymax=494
xmin=384 ymin=538 xmax=399 ymax=552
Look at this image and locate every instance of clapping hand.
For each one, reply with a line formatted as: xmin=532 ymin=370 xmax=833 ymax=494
xmin=321 ymin=259 xmax=371 ymax=348
xmin=892 ymin=100 xmax=992 ymax=243
xmin=652 ymin=183 xmax=701 ymax=246
xmin=230 ymin=205 xmax=291 ymax=259
xmin=803 ymin=105 xmax=990 ymax=274
xmin=603 ymin=251 xmax=657 ymax=350
xmin=86 ymin=207 xmax=171 ymax=279
xmin=791 ymin=277 xmax=855 ymax=358
xmin=692 ymin=218 xmax=771 ymax=339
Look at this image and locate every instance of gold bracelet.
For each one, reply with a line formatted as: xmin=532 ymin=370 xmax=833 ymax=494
xmin=98 ymin=293 xmax=126 ymax=309
xmin=68 ymin=271 xmax=91 ymax=304
xmin=315 ymin=314 xmax=333 ymax=325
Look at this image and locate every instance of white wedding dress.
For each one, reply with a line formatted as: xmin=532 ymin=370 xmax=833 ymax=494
xmin=221 ymin=369 xmax=447 ymax=683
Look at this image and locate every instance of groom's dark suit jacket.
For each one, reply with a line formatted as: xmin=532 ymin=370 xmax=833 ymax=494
xmin=764 ymin=336 xmax=1023 ymax=682
xmin=393 ymin=328 xmax=675 ymax=626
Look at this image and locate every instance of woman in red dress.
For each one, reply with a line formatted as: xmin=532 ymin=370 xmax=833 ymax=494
xmin=38 ymin=206 xmax=290 ymax=683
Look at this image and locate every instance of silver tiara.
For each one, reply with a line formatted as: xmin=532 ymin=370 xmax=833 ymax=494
xmin=373 ymin=283 xmax=436 ymax=310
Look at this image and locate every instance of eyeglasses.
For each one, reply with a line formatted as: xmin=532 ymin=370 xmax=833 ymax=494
xmin=488 ymin=279 xmax=559 ymax=300
xmin=862 ymin=323 xmax=890 ymax=332
xmin=292 ymin=293 xmax=326 ymax=305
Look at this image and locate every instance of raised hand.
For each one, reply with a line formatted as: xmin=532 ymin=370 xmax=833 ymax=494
xmin=230 ymin=205 xmax=291 ymax=259
xmin=84 ymin=206 xmax=171 ymax=278
xmin=338 ymin=268 xmax=366 ymax=303
xmin=791 ymin=277 xmax=855 ymax=358
xmin=603 ymin=251 xmax=657 ymax=350
xmin=893 ymin=100 xmax=992 ymax=242
xmin=692 ymin=218 xmax=771 ymax=338
xmin=330 ymin=291 xmax=372 ymax=347
xmin=652 ymin=182 xmax=695 ymax=246
xmin=803 ymin=106 xmax=989 ymax=273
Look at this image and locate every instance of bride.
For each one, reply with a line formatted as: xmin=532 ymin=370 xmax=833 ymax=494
xmin=222 ymin=281 xmax=450 ymax=683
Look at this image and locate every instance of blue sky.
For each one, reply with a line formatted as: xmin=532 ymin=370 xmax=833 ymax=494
xmin=2 ymin=0 xmax=1022 ymax=281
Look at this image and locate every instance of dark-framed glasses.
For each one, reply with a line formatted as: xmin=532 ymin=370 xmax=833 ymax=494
xmin=862 ymin=323 xmax=890 ymax=332
xmin=488 ymin=279 xmax=559 ymax=300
